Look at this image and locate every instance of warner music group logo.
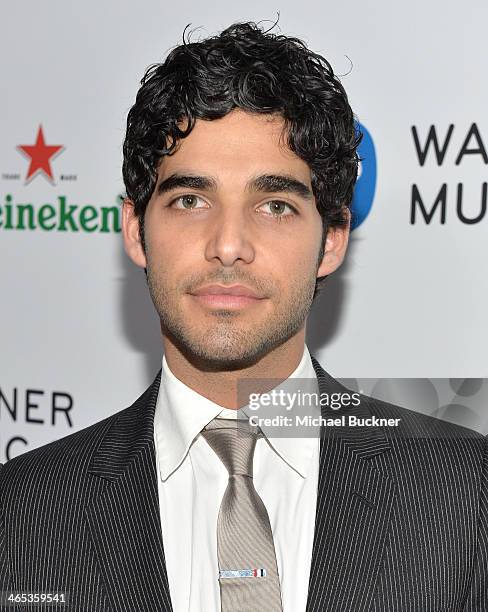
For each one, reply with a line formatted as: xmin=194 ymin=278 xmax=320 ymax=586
xmin=1 ymin=124 xmax=121 ymax=233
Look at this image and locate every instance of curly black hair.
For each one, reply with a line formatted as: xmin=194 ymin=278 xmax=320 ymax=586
xmin=122 ymin=20 xmax=361 ymax=298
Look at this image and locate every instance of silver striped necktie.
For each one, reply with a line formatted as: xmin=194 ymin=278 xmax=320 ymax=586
xmin=202 ymin=418 xmax=283 ymax=612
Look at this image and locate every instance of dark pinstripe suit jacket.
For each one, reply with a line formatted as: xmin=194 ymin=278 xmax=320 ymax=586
xmin=1 ymin=356 xmax=487 ymax=611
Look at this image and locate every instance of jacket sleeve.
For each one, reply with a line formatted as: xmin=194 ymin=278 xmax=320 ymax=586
xmin=463 ymin=434 xmax=488 ymax=609
xmin=0 ymin=463 xmax=12 ymax=594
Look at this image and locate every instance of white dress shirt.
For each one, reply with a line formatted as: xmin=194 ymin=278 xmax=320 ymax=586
xmin=153 ymin=344 xmax=320 ymax=611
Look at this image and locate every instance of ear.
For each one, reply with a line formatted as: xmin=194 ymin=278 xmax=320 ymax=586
xmin=122 ymin=198 xmax=147 ymax=269
xmin=316 ymin=209 xmax=350 ymax=278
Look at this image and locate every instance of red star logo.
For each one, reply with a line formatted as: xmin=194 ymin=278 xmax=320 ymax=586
xmin=17 ymin=125 xmax=64 ymax=184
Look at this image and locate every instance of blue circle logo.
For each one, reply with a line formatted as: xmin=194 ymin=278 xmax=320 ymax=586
xmin=351 ymin=122 xmax=376 ymax=231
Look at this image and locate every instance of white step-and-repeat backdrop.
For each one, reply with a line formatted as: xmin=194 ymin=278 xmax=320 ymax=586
xmin=1 ymin=1 xmax=487 ymax=462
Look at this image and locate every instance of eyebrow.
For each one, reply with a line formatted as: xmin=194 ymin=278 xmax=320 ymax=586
xmin=156 ymin=173 xmax=314 ymax=200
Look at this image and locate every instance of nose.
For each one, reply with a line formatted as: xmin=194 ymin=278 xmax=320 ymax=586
xmin=204 ymin=207 xmax=255 ymax=268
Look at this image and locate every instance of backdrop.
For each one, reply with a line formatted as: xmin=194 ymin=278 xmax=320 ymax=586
xmin=1 ymin=0 xmax=487 ymax=462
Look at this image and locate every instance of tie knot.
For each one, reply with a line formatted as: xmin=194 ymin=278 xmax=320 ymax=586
xmin=202 ymin=418 xmax=260 ymax=477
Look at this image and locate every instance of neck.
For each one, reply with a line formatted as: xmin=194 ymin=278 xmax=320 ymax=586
xmin=162 ymin=330 xmax=306 ymax=409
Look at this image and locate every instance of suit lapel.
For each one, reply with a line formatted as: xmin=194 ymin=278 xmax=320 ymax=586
xmin=84 ymin=371 xmax=173 ymax=612
xmin=306 ymin=356 xmax=396 ymax=612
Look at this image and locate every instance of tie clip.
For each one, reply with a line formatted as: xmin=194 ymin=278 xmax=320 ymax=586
xmin=219 ymin=568 xmax=267 ymax=579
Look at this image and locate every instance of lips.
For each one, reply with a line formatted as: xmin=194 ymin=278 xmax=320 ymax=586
xmin=190 ymin=284 xmax=263 ymax=299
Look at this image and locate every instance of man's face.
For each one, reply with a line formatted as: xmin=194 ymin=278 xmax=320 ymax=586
xmin=124 ymin=109 xmax=348 ymax=369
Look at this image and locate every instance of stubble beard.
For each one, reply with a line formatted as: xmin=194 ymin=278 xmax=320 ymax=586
xmin=146 ymin=263 xmax=318 ymax=372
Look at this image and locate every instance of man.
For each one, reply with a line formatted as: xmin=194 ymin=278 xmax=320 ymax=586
xmin=1 ymin=20 xmax=487 ymax=612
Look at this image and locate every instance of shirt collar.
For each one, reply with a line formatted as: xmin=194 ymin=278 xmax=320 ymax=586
xmin=154 ymin=344 xmax=319 ymax=481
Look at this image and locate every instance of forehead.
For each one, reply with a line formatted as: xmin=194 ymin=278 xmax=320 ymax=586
xmin=158 ymin=109 xmax=312 ymax=184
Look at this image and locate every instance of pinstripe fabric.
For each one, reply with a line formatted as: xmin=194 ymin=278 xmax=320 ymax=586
xmin=0 ymin=375 xmax=172 ymax=612
xmin=306 ymin=357 xmax=488 ymax=611
xmin=1 ymin=357 xmax=487 ymax=611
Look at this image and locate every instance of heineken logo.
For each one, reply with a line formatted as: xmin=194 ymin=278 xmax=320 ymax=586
xmin=0 ymin=194 xmax=121 ymax=233
xmin=1 ymin=123 xmax=122 ymax=233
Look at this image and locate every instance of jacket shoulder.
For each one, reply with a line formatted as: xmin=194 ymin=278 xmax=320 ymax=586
xmin=0 ymin=371 xmax=161 ymax=486
xmin=311 ymin=355 xmax=485 ymax=443
xmin=0 ymin=407 xmax=122 ymax=492
xmin=357 ymin=393 xmax=487 ymax=479
xmin=362 ymin=392 xmax=485 ymax=441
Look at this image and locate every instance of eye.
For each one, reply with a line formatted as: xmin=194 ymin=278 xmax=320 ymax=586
xmin=169 ymin=194 xmax=208 ymax=210
xmin=260 ymin=200 xmax=298 ymax=220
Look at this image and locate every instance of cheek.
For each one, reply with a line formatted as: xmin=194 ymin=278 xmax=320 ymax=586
xmin=144 ymin=216 xmax=177 ymax=259
xmin=270 ymin=248 xmax=317 ymax=295
xmin=145 ymin=236 xmax=172 ymax=283
xmin=281 ymin=237 xmax=320 ymax=271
